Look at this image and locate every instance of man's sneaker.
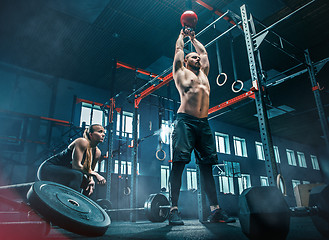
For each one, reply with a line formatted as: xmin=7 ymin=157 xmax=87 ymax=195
xmin=168 ymin=209 xmax=184 ymax=225
xmin=207 ymin=208 xmax=236 ymax=223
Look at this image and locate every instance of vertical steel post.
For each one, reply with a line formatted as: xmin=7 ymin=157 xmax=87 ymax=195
xmin=70 ymin=95 xmax=77 ymax=139
xmin=105 ymin=100 xmax=115 ymax=201
xmin=305 ymin=50 xmax=329 ymax=153
xmin=130 ymin=71 xmax=139 ymax=222
xmin=196 ymin=165 xmax=207 ymax=222
xmin=240 ymin=4 xmax=278 ymax=186
xmin=130 ymin=104 xmax=138 ymax=222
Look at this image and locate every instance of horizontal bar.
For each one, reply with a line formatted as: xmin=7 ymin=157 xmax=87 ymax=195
xmin=76 ymin=98 xmax=110 ymax=108
xmin=134 ymin=73 xmax=173 ymax=108
xmin=117 ymin=61 xmax=164 ymax=80
xmin=205 ymin=24 xmax=239 ymax=48
xmin=184 ymin=11 xmax=230 ymax=47
xmin=0 ymin=136 xmax=46 ymax=145
xmin=0 ymin=109 xmax=71 ymax=126
xmin=40 ymin=117 xmax=69 ymax=125
xmin=0 ymin=182 xmax=34 ymax=189
xmin=106 ymin=207 xmax=145 ymax=212
xmin=253 ymin=0 xmax=316 ymax=39
xmin=208 ymin=90 xmax=255 ymax=115
xmin=158 ymin=205 xmax=171 ymax=209
xmin=195 ymin=0 xmax=238 ymax=26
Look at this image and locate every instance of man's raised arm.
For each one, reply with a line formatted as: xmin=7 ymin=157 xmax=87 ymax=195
xmin=173 ymin=30 xmax=186 ymax=76
xmin=190 ymin=35 xmax=209 ymax=76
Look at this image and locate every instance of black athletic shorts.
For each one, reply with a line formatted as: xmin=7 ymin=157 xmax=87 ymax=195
xmin=172 ymin=113 xmax=218 ymax=165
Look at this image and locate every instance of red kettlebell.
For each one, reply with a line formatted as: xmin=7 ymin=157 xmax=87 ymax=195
xmin=180 ymin=10 xmax=198 ymax=29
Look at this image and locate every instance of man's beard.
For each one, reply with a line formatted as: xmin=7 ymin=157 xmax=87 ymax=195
xmin=190 ymin=63 xmax=200 ymax=71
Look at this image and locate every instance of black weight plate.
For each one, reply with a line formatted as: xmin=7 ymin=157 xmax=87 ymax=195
xmin=27 ymin=181 xmax=111 ymax=237
xmin=96 ymin=199 xmax=113 ymax=210
xmin=309 ymin=185 xmax=329 ymax=238
xmin=144 ymin=193 xmax=169 ymax=222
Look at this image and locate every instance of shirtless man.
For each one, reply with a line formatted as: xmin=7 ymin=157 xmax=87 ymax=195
xmin=168 ymin=28 xmax=235 ymax=225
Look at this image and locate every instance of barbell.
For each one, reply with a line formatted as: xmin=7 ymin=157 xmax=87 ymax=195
xmin=97 ymin=192 xmax=171 ymax=223
xmin=0 ymin=181 xmax=173 ymax=233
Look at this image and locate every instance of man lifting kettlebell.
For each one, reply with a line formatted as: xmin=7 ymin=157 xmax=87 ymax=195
xmin=168 ymin=10 xmax=236 ymax=225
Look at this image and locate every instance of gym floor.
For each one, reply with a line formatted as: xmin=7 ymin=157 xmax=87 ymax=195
xmin=47 ymin=217 xmax=325 ymax=240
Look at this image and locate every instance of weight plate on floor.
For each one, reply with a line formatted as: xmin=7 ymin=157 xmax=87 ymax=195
xmin=96 ymin=199 xmax=112 ymax=210
xmin=27 ymin=181 xmax=111 ymax=237
xmin=144 ymin=193 xmax=169 ymax=222
xmin=309 ymin=185 xmax=329 ymax=238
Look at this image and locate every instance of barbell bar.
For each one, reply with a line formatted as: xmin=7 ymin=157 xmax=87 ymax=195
xmin=99 ymin=193 xmax=171 ymax=223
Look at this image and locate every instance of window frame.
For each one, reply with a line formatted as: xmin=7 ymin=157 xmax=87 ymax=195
xmin=80 ymin=102 xmax=107 ymax=127
xmin=238 ymin=174 xmax=251 ymax=194
xmin=297 ymin=151 xmax=307 ymax=168
xmin=215 ymin=132 xmax=230 ymax=154
xmin=310 ymin=155 xmax=320 ymax=170
xmin=260 ymin=176 xmax=269 ymax=186
xmin=116 ymin=111 xmax=140 ymax=139
xmin=233 ymin=136 xmax=247 ymax=157
xmin=255 ymin=141 xmax=265 ymax=160
xmin=161 ymin=165 xmax=170 ymax=192
xmin=273 ymin=146 xmax=281 ymax=163
xmin=187 ymin=168 xmax=197 ymax=190
xmin=286 ymin=149 xmax=297 ymax=166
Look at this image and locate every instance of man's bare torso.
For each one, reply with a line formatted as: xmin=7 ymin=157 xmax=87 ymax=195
xmin=175 ymin=68 xmax=210 ymax=118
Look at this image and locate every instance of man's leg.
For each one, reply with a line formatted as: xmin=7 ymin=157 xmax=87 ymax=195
xmin=198 ymin=164 xmax=219 ymax=206
xmin=168 ymin=161 xmax=185 ymax=225
xmin=199 ymin=164 xmax=236 ymax=223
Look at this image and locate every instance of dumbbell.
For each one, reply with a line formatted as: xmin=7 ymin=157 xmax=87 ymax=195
xmin=239 ymin=185 xmax=329 ymax=240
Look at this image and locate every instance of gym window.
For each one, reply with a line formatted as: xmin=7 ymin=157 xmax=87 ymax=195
xmin=260 ymin=176 xmax=269 ymax=186
xmin=224 ymin=161 xmax=241 ymax=177
xmin=161 ymin=165 xmax=170 ymax=192
xmin=116 ymin=111 xmax=139 ymax=138
xmin=233 ymin=136 xmax=247 ymax=157
xmin=94 ymin=160 xmax=106 ymax=173
xmin=255 ymin=142 xmax=265 ymax=160
xmin=160 ymin=120 xmax=172 ymax=145
xmin=286 ymin=149 xmax=297 ymax=166
xmin=80 ymin=103 xmax=107 ymax=127
xmin=113 ymin=160 xmax=139 ymax=175
xmin=238 ymin=174 xmax=251 ymax=194
xmin=292 ymin=179 xmax=301 ymax=190
xmin=215 ymin=132 xmax=230 ymax=154
xmin=218 ymin=175 xmax=234 ymax=194
xmin=187 ymin=168 xmax=197 ymax=190
xmin=297 ymin=152 xmax=307 ymax=168
xmin=274 ymin=146 xmax=281 ymax=163
xmin=311 ymin=155 xmax=320 ymax=170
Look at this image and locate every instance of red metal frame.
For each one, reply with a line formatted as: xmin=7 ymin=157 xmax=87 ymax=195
xmin=116 ymin=60 xmax=256 ymax=113
xmin=116 ymin=61 xmax=173 ymax=108
xmin=134 ymin=73 xmax=173 ymax=108
xmin=117 ymin=61 xmax=164 ymax=80
xmin=195 ymin=0 xmax=238 ymax=26
xmin=40 ymin=117 xmax=70 ymax=125
xmin=76 ymin=97 xmax=120 ymax=123
xmin=208 ymin=90 xmax=255 ymax=114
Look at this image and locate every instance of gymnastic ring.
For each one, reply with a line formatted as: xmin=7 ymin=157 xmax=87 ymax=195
xmin=156 ymin=149 xmax=166 ymax=161
xmin=216 ymin=73 xmax=227 ymax=86
xmin=231 ymin=80 xmax=244 ymax=93
xmin=123 ymin=186 xmax=131 ymax=196
xmin=277 ymin=173 xmax=287 ymax=196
